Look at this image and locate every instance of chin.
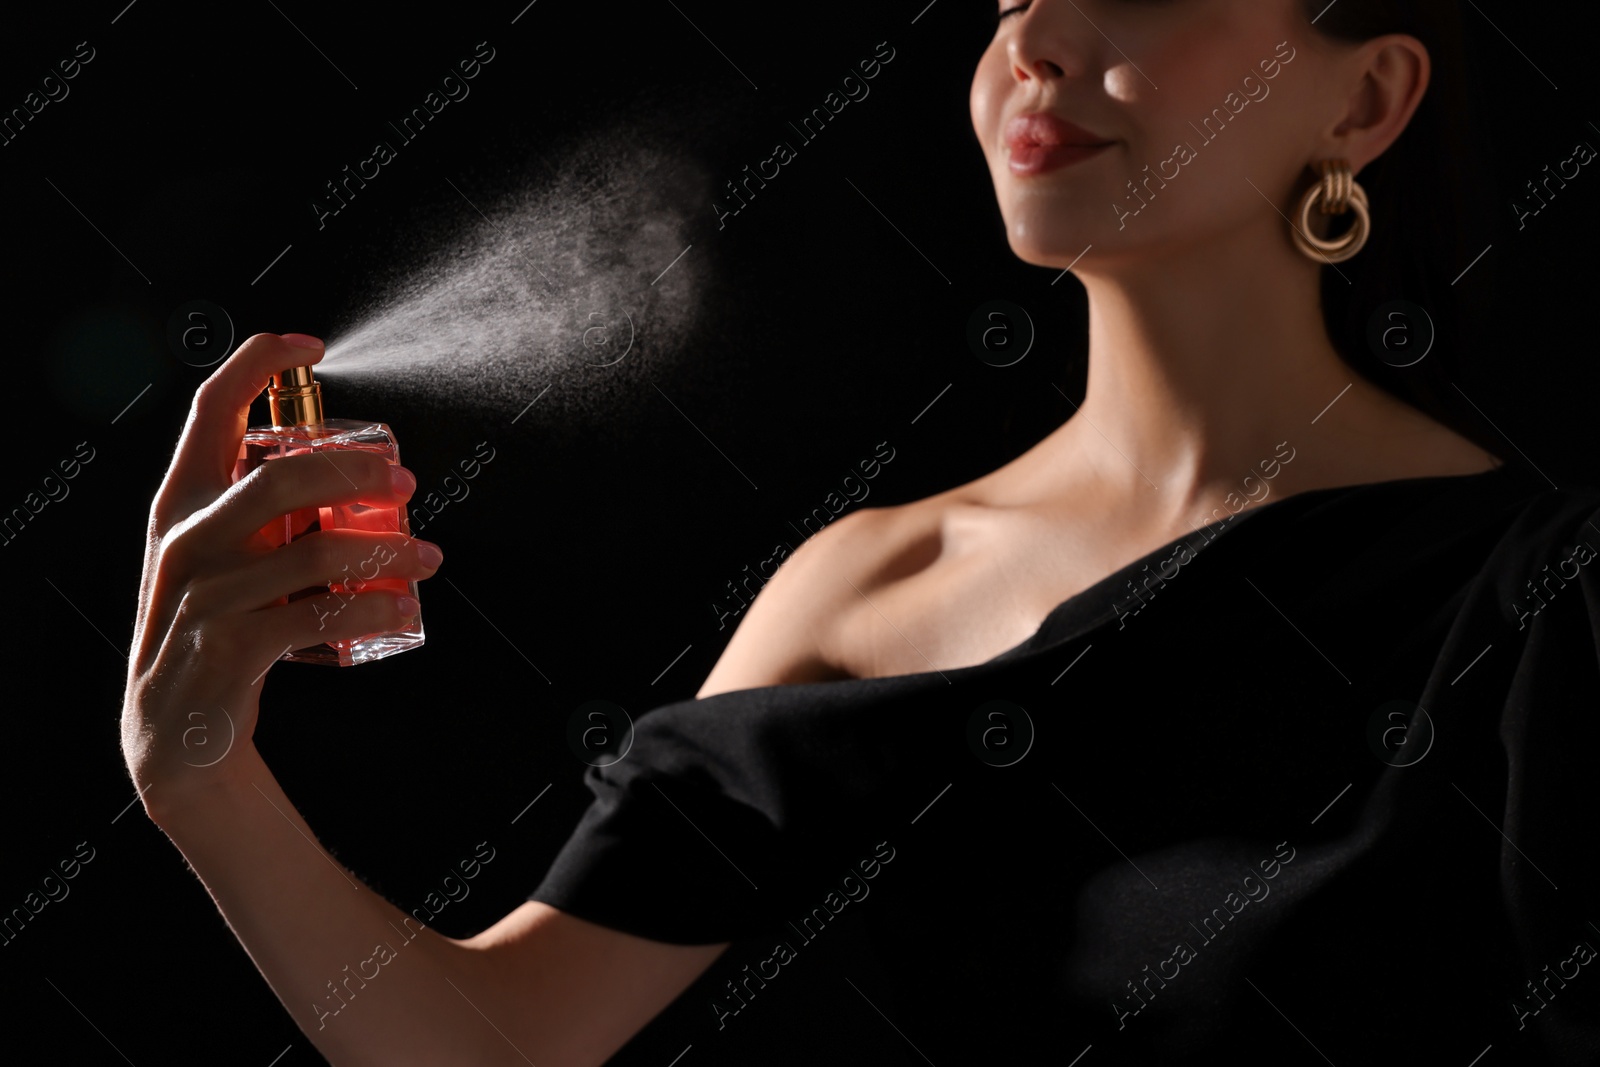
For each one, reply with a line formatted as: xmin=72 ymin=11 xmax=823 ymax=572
xmin=999 ymin=214 xmax=1099 ymax=268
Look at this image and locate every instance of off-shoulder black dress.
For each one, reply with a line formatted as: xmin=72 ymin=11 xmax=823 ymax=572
xmin=530 ymin=459 xmax=1600 ymax=1065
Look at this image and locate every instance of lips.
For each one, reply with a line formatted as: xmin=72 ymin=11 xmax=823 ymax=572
xmin=1004 ymin=111 xmax=1113 ymax=151
xmin=1004 ymin=112 xmax=1114 ymax=177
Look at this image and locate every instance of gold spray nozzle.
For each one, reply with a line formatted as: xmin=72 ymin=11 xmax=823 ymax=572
xmin=268 ymin=364 xmax=325 ymax=427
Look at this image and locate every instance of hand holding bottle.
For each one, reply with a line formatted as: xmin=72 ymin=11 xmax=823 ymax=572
xmin=120 ymin=334 xmax=443 ymax=815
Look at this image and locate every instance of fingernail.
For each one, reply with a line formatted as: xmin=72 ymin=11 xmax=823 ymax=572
xmin=417 ymin=541 xmax=443 ymax=567
xmin=391 ymin=466 xmax=416 ymax=495
xmin=281 ymin=333 xmax=324 ymax=350
xmin=396 ymin=595 xmax=420 ymax=617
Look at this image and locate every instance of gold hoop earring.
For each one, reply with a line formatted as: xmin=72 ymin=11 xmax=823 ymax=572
xmin=1291 ymin=159 xmax=1370 ymax=264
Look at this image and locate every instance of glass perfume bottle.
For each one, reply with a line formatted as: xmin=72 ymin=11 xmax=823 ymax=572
xmin=234 ymin=364 xmax=424 ymax=666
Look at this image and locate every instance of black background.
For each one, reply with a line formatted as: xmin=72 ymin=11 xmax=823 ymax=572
xmin=1 ymin=1 xmax=1597 ymax=1063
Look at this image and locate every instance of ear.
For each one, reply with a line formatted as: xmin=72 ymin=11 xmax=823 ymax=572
xmin=1323 ymin=34 xmax=1430 ymax=174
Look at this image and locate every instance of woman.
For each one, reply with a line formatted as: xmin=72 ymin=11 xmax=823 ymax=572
xmin=121 ymin=1 xmax=1600 ymax=1064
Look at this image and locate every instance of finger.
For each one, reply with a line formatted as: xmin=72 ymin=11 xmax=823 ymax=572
xmin=197 ymin=448 xmax=415 ymax=551
xmin=188 ymin=530 xmax=442 ymax=616
xmin=157 ymin=333 xmax=327 ymax=519
xmin=244 ymin=585 xmax=422 ymax=663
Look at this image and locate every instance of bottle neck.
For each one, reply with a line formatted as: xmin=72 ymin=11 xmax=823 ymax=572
xmin=269 ymin=383 xmax=323 ymax=426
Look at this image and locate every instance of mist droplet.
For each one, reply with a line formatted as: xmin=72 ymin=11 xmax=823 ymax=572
xmin=319 ymin=128 xmax=710 ymax=423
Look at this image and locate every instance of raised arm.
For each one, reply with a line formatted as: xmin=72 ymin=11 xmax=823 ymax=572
xmin=149 ymin=753 xmax=726 ymax=1067
xmin=123 ymin=334 xmax=727 ymax=1067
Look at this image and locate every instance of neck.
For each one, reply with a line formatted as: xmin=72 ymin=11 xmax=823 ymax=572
xmin=1059 ymin=213 xmax=1403 ymax=519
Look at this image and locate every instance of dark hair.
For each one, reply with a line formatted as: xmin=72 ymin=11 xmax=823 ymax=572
xmin=1299 ymin=0 xmax=1501 ymax=455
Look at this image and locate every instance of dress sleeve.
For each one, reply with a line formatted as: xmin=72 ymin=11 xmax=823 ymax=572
xmin=526 ymin=678 xmax=961 ymax=945
xmin=525 ymin=712 xmax=780 ymax=945
xmin=1458 ymin=494 xmax=1600 ymax=1050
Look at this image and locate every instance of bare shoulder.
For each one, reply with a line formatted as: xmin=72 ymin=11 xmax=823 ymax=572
xmin=695 ymin=501 xmax=942 ymax=699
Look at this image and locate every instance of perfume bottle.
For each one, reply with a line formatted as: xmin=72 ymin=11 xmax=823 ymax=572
xmin=234 ymin=364 xmax=424 ymax=666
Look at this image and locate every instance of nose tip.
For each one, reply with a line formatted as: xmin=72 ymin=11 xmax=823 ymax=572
xmin=1017 ymin=57 xmax=1066 ymax=81
xmin=1004 ymin=5 xmax=1090 ymax=83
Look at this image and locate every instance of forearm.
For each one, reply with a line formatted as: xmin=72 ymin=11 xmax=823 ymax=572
xmin=149 ymin=746 xmax=502 ymax=1067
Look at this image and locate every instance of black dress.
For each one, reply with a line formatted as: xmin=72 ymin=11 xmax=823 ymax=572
xmin=530 ymin=460 xmax=1600 ymax=1065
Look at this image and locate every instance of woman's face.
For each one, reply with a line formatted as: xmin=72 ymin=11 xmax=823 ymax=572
xmin=971 ymin=0 xmax=1336 ymax=268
